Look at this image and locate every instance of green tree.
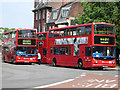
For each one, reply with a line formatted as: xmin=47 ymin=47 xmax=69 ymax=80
xmin=75 ymin=2 xmax=120 ymax=59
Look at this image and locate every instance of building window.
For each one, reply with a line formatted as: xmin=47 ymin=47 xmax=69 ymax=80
xmin=53 ymin=11 xmax=57 ymax=19
xmin=43 ymin=9 xmax=45 ymax=19
xmin=39 ymin=25 xmax=41 ymax=32
xmin=52 ymin=26 xmax=54 ymax=28
xmin=71 ymin=20 xmax=76 ymax=26
xmin=62 ymin=10 xmax=69 ymax=18
xmin=39 ymin=11 xmax=41 ymax=20
xmin=36 ymin=12 xmax=38 ymax=20
xmin=49 ymin=26 xmax=51 ymax=29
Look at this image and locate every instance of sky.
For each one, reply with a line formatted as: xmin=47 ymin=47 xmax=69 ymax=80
xmin=0 ymin=0 xmax=34 ymax=29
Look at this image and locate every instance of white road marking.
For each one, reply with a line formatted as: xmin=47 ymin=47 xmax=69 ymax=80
xmin=72 ymin=85 xmax=75 ymax=87
xmin=34 ymin=79 xmax=74 ymax=88
xmin=102 ymin=84 xmax=117 ymax=88
xmin=114 ymin=75 xmax=118 ymax=77
xmin=110 ymin=84 xmax=117 ymax=88
xmin=85 ymin=84 xmax=93 ymax=87
xmin=95 ymin=84 xmax=103 ymax=88
xmin=106 ymin=80 xmax=116 ymax=83
xmin=75 ymin=76 xmax=80 ymax=79
xmin=81 ymin=74 xmax=86 ymax=77
xmin=82 ymin=85 xmax=85 ymax=87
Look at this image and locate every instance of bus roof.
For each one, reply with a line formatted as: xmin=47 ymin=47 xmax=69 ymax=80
xmin=49 ymin=22 xmax=114 ymax=31
xmin=3 ymin=29 xmax=36 ymax=34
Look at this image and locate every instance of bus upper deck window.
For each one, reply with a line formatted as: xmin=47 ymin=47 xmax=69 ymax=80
xmin=85 ymin=25 xmax=91 ymax=35
xmin=77 ymin=26 xmax=85 ymax=35
xmin=59 ymin=29 xmax=66 ymax=37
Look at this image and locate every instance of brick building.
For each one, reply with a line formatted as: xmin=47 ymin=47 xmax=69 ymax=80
xmin=32 ymin=0 xmax=83 ymax=32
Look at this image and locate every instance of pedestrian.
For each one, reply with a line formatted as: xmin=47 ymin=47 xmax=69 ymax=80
xmin=37 ymin=50 xmax=41 ymax=65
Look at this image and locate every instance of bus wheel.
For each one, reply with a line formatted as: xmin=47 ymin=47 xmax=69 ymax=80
xmin=52 ymin=58 xmax=57 ymax=67
xmin=11 ymin=57 xmax=14 ymax=64
xmin=2 ymin=56 xmax=5 ymax=63
xmin=98 ymin=67 xmax=103 ymax=70
xmin=77 ymin=59 xmax=83 ymax=68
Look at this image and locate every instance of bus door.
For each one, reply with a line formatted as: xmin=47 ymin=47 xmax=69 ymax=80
xmin=85 ymin=47 xmax=92 ymax=67
xmin=37 ymin=41 xmax=47 ymax=63
xmin=59 ymin=47 xmax=71 ymax=66
xmin=73 ymin=44 xmax=80 ymax=65
xmin=42 ymin=48 xmax=47 ymax=63
xmin=4 ymin=46 xmax=11 ymax=62
xmin=79 ymin=45 xmax=87 ymax=67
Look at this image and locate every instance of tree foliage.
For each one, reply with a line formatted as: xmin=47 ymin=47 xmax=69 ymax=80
xmin=75 ymin=2 xmax=120 ymax=49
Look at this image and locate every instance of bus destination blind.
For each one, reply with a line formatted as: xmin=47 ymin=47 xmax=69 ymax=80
xmin=94 ymin=36 xmax=114 ymax=45
xmin=18 ymin=39 xmax=36 ymax=45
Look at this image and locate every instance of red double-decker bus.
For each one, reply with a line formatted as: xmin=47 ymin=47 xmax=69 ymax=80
xmin=2 ymin=29 xmax=38 ymax=64
xmin=37 ymin=22 xmax=116 ymax=68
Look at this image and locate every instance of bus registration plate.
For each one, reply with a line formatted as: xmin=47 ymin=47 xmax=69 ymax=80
xmin=24 ymin=61 xmax=29 ymax=63
xmin=103 ymin=65 xmax=108 ymax=67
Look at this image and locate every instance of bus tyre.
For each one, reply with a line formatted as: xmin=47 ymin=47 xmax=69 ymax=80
xmin=2 ymin=56 xmax=5 ymax=63
xmin=11 ymin=57 xmax=14 ymax=64
xmin=77 ymin=59 xmax=83 ymax=68
xmin=98 ymin=67 xmax=103 ymax=70
xmin=52 ymin=58 xmax=56 ymax=67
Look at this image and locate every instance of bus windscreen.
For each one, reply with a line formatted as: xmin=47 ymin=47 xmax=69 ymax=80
xmin=18 ymin=30 xmax=36 ymax=38
xmin=94 ymin=24 xmax=114 ymax=35
xmin=92 ymin=46 xmax=115 ymax=59
xmin=16 ymin=47 xmax=37 ymax=57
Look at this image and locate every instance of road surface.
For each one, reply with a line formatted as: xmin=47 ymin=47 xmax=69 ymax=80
xmin=2 ymin=62 xmax=119 ymax=89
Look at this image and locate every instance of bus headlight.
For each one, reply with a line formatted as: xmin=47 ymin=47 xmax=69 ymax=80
xmin=19 ymin=58 xmax=20 ymax=60
xmin=96 ymin=61 xmax=98 ymax=64
xmin=112 ymin=61 xmax=114 ymax=64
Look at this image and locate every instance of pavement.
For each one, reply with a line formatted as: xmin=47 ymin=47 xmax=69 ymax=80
xmin=35 ymin=72 xmax=119 ymax=88
xmin=104 ymin=66 xmax=120 ymax=71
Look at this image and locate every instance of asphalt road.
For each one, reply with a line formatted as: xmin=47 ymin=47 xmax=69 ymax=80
xmin=2 ymin=61 xmax=118 ymax=89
